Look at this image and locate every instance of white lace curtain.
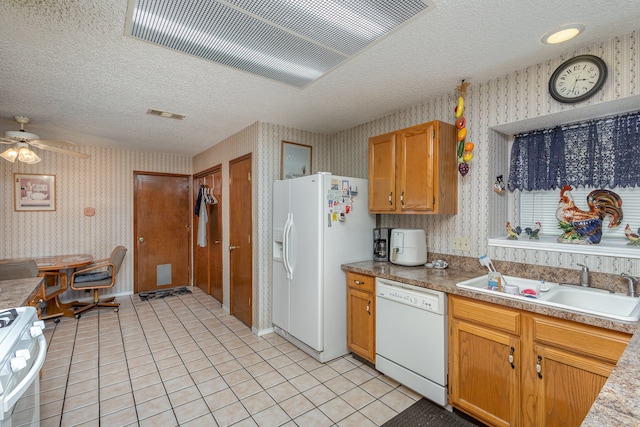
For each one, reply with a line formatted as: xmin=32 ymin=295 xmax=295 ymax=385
xmin=508 ymin=110 xmax=640 ymax=192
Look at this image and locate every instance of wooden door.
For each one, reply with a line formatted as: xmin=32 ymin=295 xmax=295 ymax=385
xmin=193 ymin=166 xmax=223 ymax=302
xmin=533 ymin=345 xmax=612 ymax=427
xmin=229 ymin=154 xmax=252 ymax=327
xmin=449 ymin=319 xmax=520 ymax=427
xmin=397 ymin=122 xmax=435 ymax=212
xmin=134 ymin=172 xmax=191 ymax=293
xmin=368 ymin=132 xmax=396 ymax=212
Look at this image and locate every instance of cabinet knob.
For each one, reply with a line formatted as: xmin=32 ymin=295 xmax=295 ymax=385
xmin=388 ymin=192 xmax=393 ymax=205
xmin=353 ymin=280 xmax=365 ymax=285
xmin=366 ymin=301 xmax=371 ymax=315
xmin=400 ymin=191 xmax=405 ymax=205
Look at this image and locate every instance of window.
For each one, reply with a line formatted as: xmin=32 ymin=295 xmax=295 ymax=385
xmin=519 ymin=187 xmax=640 ymax=241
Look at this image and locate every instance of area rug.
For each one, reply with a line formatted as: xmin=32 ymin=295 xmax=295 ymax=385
xmin=382 ymin=399 xmax=483 ymax=427
xmin=138 ymin=286 xmax=192 ymax=301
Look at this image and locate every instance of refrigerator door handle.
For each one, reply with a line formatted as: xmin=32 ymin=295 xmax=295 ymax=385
xmin=283 ymin=213 xmax=293 ymax=279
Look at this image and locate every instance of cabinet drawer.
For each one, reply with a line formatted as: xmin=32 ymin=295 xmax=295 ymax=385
xmin=450 ymin=296 xmax=521 ymax=335
xmin=532 ymin=315 xmax=631 ymax=363
xmin=346 ymin=272 xmax=375 ymax=292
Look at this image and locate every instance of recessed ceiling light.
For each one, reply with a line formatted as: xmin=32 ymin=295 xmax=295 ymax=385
xmin=541 ymin=24 xmax=585 ymax=45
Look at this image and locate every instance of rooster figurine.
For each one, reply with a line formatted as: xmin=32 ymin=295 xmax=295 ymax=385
xmin=625 ymin=224 xmax=640 ymax=246
xmin=525 ymin=222 xmax=542 ymax=239
xmin=506 ymin=222 xmax=522 ymax=240
xmin=556 ymin=185 xmax=623 ymax=244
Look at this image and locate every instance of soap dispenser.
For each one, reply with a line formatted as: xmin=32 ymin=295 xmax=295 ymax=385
xmin=577 ymin=263 xmax=590 ymax=287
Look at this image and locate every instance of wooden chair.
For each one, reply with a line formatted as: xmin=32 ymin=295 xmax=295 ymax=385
xmin=70 ymin=246 xmax=127 ymax=318
xmin=0 ymin=258 xmax=64 ymax=322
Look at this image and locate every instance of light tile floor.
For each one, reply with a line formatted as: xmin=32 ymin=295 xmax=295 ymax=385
xmin=40 ymin=286 xmax=422 ymax=426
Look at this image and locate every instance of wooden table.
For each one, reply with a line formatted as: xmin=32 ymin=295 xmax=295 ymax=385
xmin=35 ymin=254 xmax=93 ymax=318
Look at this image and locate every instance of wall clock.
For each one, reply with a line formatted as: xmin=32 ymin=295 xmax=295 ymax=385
xmin=549 ymin=54 xmax=607 ymax=103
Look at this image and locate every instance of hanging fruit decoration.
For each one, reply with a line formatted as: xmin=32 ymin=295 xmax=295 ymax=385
xmin=454 ymin=80 xmax=472 ymax=176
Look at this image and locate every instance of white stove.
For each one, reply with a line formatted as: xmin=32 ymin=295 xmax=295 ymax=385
xmin=0 ymin=307 xmax=46 ymax=427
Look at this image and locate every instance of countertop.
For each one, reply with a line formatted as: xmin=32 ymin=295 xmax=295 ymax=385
xmin=0 ymin=277 xmax=43 ymax=309
xmin=342 ymin=261 xmax=640 ymax=426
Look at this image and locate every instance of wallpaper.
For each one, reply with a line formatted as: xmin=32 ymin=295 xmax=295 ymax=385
xmin=1 ymin=145 xmax=191 ymax=299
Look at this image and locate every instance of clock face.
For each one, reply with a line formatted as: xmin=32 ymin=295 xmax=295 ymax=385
xmin=549 ymin=55 xmax=607 ymax=103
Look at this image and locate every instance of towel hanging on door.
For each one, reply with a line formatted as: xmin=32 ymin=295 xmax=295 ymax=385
xmin=194 ymin=185 xmax=204 ymax=217
xmin=197 ymin=189 xmax=208 ymax=247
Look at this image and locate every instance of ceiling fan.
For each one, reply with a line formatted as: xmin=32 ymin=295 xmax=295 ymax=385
xmin=0 ymin=116 xmax=91 ymax=164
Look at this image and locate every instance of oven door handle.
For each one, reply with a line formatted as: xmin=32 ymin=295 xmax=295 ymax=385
xmin=4 ymin=333 xmax=47 ymax=411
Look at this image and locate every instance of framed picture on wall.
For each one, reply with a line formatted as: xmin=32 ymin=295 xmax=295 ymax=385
xmin=14 ymin=173 xmax=56 ymax=211
xmin=281 ymin=141 xmax=312 ymax=180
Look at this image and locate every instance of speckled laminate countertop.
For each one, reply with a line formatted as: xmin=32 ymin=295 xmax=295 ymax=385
xmin=342 ymin=261 xmax=640 ymax=426
xmin=0 ymin=277 xmax=43 ymax=309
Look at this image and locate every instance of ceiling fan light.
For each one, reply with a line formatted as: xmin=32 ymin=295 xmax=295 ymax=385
xmin=18 ymin=146 xmax=41 ymax=164
xmin=0 ymin=147 xmax=19 ymax=163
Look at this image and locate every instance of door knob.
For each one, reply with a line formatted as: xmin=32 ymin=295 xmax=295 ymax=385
xmin=229 ymin=245 xmax=240 ymax=250
xmin=138 ymin=237 xmax=145 ymax=243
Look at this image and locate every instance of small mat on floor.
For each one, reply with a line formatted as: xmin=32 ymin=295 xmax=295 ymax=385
xmin=138 ymin=286 xmax=192 ymax=301
xmin=382 ymin=399 xmax=482 ymax=427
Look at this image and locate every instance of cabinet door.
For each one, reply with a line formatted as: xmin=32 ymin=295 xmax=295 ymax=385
xmin=450 ymin=319 xmax=520 ymax=427
xmin=532 ymin=345 xmax=612 ymax=427
xmin=397 ymin=122 xmax=435 ymax=212
xmin=368 ymin=132 xmax=396 ymax=212
xmin=347 ymin=287 xmax=375 ymax=363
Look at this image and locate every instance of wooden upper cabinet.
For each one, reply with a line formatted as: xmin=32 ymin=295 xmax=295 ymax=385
xmin=368 ymin=132 xmax=396 ymax=212
xmin=368 ymin=120 xmax=457 ymax=214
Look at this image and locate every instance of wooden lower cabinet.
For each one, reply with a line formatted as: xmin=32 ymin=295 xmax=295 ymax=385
xmin=346 ymin=272 xmax=375 ymax=363
xmin=449 ymin=295 xmax=631 ymax=427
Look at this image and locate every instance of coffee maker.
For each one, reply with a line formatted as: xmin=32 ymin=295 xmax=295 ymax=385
xmin=373 ymin=228 xmax=391 ymax=261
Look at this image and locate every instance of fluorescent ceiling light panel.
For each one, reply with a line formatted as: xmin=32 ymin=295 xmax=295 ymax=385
xmin=126 ymin=0 xmax=433 ymax=87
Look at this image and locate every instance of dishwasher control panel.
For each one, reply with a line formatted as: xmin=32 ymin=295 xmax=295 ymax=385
xmin=376 ymin=278 xmax=445 ymax=314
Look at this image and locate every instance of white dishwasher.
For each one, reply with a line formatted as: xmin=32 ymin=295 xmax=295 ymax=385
xmin=375 ymin=277 xmax=449 ymax=408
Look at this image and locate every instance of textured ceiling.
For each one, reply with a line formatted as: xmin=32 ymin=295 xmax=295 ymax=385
xmin=1 ymin=0 xmax=639 ymax=156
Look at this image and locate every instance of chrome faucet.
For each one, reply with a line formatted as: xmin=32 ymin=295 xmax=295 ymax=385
xmin=621 ymin=273 xmax=639 ymax=298
xmin=577 ymin=263 xmax=590 ymax=287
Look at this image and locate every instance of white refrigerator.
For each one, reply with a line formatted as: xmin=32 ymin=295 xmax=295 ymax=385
xmin=272 ymin=172 xmax=375 ymax=362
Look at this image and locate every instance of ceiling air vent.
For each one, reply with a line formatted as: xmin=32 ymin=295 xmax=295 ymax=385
xmin=146 ymin=109 xmax=186 ymax=120
xmin=125 ymin=0 xmax=434 ymax=88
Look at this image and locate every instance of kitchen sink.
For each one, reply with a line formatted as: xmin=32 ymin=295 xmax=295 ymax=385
xmin=456 ymin=275 xmax=640 ymax=323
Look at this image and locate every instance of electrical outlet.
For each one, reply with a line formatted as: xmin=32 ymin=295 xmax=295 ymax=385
xmin=453 ymin=237 xmax=471 ymax=252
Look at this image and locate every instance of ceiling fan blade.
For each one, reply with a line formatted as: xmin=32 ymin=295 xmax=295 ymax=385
xmin=30 ymin=141 xmax=91 ymax=159
xmin=30 ymin=139 xmax=78 ymax=148
xmin=0 ymin=137 xmax=16 ymax=144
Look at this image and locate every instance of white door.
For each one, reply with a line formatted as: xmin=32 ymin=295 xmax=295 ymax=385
xmin=288 ymin=175 xmax=323 ymax=351
xmin=272 ymin=180 xmax=291 ymax=331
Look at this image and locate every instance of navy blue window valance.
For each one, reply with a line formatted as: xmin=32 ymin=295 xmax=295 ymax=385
xmin=508 ymin=110 xmax=640 ymax=192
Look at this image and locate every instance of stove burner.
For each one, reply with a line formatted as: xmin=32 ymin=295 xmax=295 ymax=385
xmin=0 ymin=308 xmax=19 ymax=328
